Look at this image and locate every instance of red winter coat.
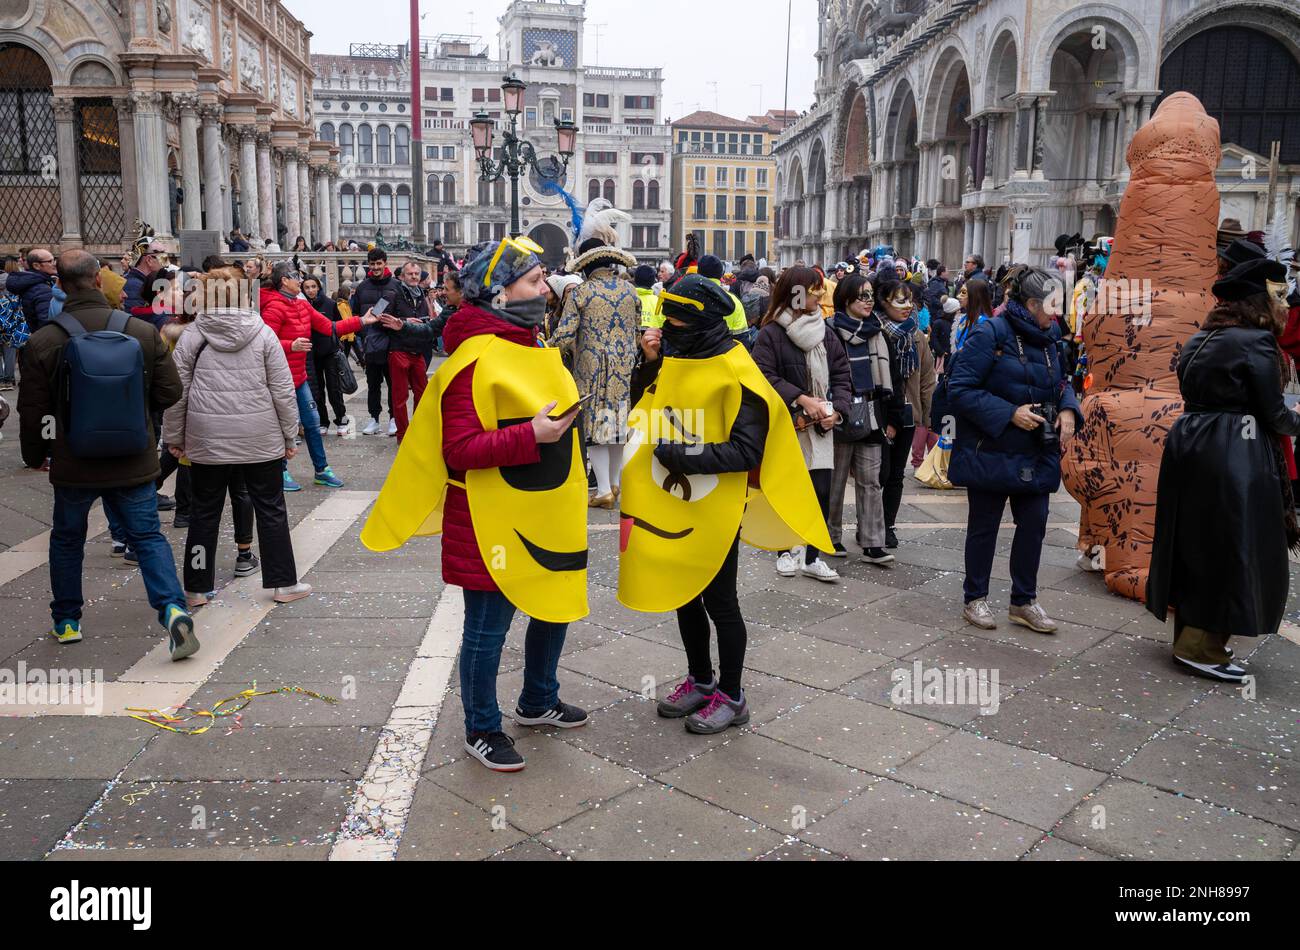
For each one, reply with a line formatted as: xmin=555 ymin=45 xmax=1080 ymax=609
xmin=440 ymin=302 xmax=542 ymax=591
xmin=1278 ymin=304 xmax=1300 ymax=480
xmin=259 ymin=287 xmax=362 ymax=387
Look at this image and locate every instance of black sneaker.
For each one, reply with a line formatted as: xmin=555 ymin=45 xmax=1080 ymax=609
xmin=827 ymin=542 xmax=848 ymax=559
xmin=464 ymin=731 xmax=526 ymax=772
xmin=173 ymin=514 xmax=190 ymax=529
xmin=885 ymin=527 xmax=899 ymax=549
xmin=123 ymin=547 xmax=138 ymax=565
xmin=156 ymin=493 xmax=177 ymax=511
xmin=234 ymin=550 xmax=260 ymax=578
xmin=514 ymin=701 xmax=589 ymax=729
xmin=862 ymin=547 xmax=896 ymax=566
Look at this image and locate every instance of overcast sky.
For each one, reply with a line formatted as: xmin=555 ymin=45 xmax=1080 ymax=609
xmin=284 ymin=0 xmax=821 ymax=122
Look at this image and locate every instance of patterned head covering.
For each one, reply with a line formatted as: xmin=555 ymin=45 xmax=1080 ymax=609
xmin=460 ymin=236 xmax=544 ymax=306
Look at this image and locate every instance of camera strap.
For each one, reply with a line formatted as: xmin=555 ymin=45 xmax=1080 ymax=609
xmin=1012 ymin=332 xmax=1057 ymax=406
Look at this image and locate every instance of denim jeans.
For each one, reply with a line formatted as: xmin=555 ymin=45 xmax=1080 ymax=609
xmin=460 ymin=588 xmax=568 ymax=736
xmin=1 ymin=344 xmax=15 ymax=382
xmin=51 ymin=482 xmax=184 ymax=625
xmin=293 ymin=380 xmax=329 ymax=473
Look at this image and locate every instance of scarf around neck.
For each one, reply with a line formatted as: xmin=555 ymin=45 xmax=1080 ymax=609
xmin=777 ymin=309 xmax=829 ymax=399
xmin=879 ymin=314 xmax=919 ymax=380
xmin=831 ymin=311 xmax=892 ymax=396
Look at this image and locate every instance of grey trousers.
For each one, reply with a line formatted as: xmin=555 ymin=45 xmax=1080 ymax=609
xmin=829 ymin=440 xmax=886 ymax=549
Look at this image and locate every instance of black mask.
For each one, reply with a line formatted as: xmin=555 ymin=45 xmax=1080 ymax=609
xmin=661 ymin=317 xmax=732 ymax=358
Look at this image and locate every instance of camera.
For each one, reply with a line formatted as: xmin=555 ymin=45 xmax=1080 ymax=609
xmin=1031 ymin=403 xmax=1059 ymax=451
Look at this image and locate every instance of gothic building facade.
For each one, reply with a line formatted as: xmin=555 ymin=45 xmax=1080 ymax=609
xmin=773 ymin=0 xmax=1300 ymax=268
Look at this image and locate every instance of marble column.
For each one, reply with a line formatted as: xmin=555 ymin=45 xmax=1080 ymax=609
xmin=238 ymin=128 xmax=261 ymax=241
xmin=329 ymin=168 xmax=342 ymax=241
xmin=963 ymin=211 xmax=974 ymax=256
xmin=200 ymin=104 xmax=224 ymax=231
xmin=256 ymin=134 xmax=275 ymax=246
xmin=1119 ymin=99 xmax=1137 ymax=178
xmin=1011 ymin=204 xmax=1035 ymax=264
xmin=298 ymin=159 xmax=312 ymax=246
xmin=282 ymin=150 xmax=301 ymax=246
xmin=972 ymin=210 xmax=986 ymax=264
xmin=1012 ymin=104 xmax=1029 ymax=178
xmin=315 ymin=168 xmax=331 ymax=246
xmin=113 ymin=96 xmax=140 ymax=244
xmin=1085 ymin=111 xmax=1101 ymax=184
xmin=130 ymin=90 xmax=171 ymax=240
xmin=175 ymin=95 xmax=202 ymax=230
xmin=220 ymin=130 xmax=234 ymax=234
xmin=51 ymin=98 xmax=83 ymax=246
xmin=1032 ymin=97 xmax=1047 ymax=181
xmin=982 ymin=117 xmax=996 ymax=190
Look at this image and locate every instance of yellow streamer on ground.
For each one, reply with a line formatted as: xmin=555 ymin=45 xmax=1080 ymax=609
xmin=127 ymin=685 xmax=339 ymax=736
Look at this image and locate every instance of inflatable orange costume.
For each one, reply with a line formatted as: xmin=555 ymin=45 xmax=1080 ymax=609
xmin=1061 ymin=93 xmax=1222 ymax=601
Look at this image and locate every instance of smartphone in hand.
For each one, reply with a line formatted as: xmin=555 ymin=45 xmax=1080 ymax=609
xmin=553 ymin=392 xmax=595 ymax=419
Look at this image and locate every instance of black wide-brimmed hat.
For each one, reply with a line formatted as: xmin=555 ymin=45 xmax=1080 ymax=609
xmin=1216 ymin=237 xmax=1267 ymax=268
xmin=1213 ymin=257 xmax=1287 ymax=301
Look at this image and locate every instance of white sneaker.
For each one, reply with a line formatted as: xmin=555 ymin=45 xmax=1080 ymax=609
xmin=776 ymin=546 xmax=805 ymax=577
xmin=336 ymin=416 xmax=354 ymax=436
xmin=801 ymin=558 xmax=840 ymax=583
xmin=362 ymin=418 xmax=382 ymax=436
xmin=387 ymin=418 xmax=398 ymax=437
xmin=274 ymin=582 xmax=313 ymax=604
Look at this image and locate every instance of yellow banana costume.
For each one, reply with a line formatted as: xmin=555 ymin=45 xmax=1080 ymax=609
xmin=361 ymin=335 xmax=589 ymax=624
xmin=618 ymin=344 xmax=834 ymax=613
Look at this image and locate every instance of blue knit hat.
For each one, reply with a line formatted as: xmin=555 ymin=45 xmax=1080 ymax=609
xmin=460 ymin=236 xmax=543 ymax=304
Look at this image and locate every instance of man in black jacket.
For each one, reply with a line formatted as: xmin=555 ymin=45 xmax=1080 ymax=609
xmin=18 ymin=250 xmax=197 ymax=659
xmin=350 ymin=248 xmax=400 ymax=436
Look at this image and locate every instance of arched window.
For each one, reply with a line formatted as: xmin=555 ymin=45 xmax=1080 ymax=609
xmin=377 ymin=125 xmax=392 ymax=164
xmin=648 ymin=179 xmax=660 ymax=210
xmin=378 ymin=185 xmax=393 ymax=224
xmin=603 ymin=179 xmax=616 ymax=203
xmin=358 ymin=185 xmax=374 ymax=224
xmin=358 ymin=124 xmax=373 ymax=163
xmin=427 ymin=174 xmax=440 ymax=204
xmin=340 ymin=184 xmax=356 ymax=224
xmin=588 ymin=178 xmax=601 ymax=202
xmin=319 ymin=122 xmax=335 ymax=143
xmin=396 ymin=185 xmax=411 ymax=225
xmin=338 ymin=123 xmax=354 ymax=161
xmin=395 ymin=125 xmax=410 ymax=164
xmin=632 ymin=179 xmax=645 ymax=210
xmin=442 ymin=174 xmax=455 ymax=205
xmin=493 ymin=178 xmax=505 ymax=207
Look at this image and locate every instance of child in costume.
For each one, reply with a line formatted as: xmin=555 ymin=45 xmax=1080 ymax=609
xmin=619 ymin=275 xmax=834 ymax=734
xmin=362 ymin=237 xmax=589 ymax=773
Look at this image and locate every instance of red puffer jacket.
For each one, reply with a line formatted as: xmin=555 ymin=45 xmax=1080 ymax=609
xmin=260 ymin=287 xmax=362 ymax=387
xmin=441 ymin=302 xmax=542 ymax=590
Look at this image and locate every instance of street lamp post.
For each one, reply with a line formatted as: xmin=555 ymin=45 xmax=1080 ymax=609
xmin=471 ymin=73 xmax=578 ymax=239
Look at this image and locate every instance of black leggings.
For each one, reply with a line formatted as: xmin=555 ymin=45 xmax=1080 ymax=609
xmin=881 ymin=426 xmax=914 ymax=530
xmin=676 ymin=536 xmax=746 ymax=699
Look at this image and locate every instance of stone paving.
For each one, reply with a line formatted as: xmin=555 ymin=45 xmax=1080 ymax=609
xmin=0 ymin=388 xmax=1297 ymax=862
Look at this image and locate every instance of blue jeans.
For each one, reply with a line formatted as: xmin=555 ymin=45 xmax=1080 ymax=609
xmin=51 ymin=482 xmax=184 ymax=625
xmin=1 ymin=344 xmax=15 ymax=382
xmin=460 ymin=588 xmax=568 ymax=736
xmin=292 ymin=380 xmax=329 ymax=473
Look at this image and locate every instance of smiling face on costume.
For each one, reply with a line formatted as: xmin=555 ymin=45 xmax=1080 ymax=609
xmin=883 ymin=285 xmax=914 ymax=322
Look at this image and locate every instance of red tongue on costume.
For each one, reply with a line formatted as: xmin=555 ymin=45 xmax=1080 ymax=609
xmin=620 ymin=516 xmax=633 ymax=553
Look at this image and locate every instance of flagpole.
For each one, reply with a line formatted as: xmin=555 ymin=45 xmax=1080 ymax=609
xmin=783 ymin=0 xmax=792 ymax=127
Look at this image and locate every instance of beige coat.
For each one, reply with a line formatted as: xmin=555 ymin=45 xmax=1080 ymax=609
xmin=162 ymin=309 xmax=299 ymax=464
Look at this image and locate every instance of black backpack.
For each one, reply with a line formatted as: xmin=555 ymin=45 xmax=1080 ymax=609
xmin=54 ymin=312 xmax=151 ymax=459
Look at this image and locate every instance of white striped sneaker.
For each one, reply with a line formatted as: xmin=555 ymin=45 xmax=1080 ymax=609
xmin=513 ymin=701 xmax=589 ymax=729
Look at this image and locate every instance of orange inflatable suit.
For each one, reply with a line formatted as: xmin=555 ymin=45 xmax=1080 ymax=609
xmin=1061 ymin=93 xmax=1222 ymax=602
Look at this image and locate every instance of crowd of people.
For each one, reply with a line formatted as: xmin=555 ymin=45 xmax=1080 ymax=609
xmin=1 ymin=207 xmax=1297 ymax=770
